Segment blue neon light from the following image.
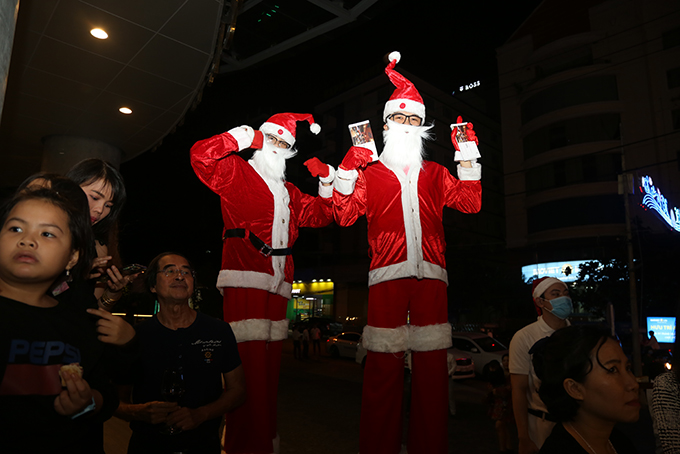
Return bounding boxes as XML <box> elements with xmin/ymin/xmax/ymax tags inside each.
<box><xmin>640</xmin><ymin>176</ymin><xmax>680</xmax><ymax>232</ymax></box>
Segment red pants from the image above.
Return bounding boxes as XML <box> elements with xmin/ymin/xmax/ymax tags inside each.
<box><xmin>361</xmin><ymin>278</ymin><xmax>449</xmax><ymax>454</ymax></box>
<box><xmin>222</xmin><ymin>287</ymin><xmax>287</xmax><ymax>454</ymax></box>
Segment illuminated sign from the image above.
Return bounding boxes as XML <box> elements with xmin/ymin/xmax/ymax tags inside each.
<box><xmin>640</xmin><ymin>175</ymin><xmax>680</xmax><ymax>232</ymax></box>
<box><xmin>521</xmin><ymin>260</ymin><xmax>595</xmax><ymax>283</ymax></box>
<box><xmin>453</xmin><ymin>80</ymin><xmax>481</xmax><ymax>95</ymax></box>
<box><xmin>646</xmin><ymin>317</ymin><xmax>676</xmax><ymax>343</ymax></box>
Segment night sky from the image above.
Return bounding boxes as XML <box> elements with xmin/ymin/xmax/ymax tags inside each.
<box><xmin>117</xmin><ymin>0</ymin><xmax>543</xmax><ymax>275</ymax></box>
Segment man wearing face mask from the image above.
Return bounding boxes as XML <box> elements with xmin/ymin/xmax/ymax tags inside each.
<box><xmin>509</xmin><ymin>276</ymin><xmax>572</xmax><ymax>454</ymax></box>
<box><xmin>190</xmin><ymin>113</ymin><xmax>334</xmax><ymax>454</ymax></box>
<box><xmin>333</xmin><ymin>52</ymin><xmax>482</xmax><ymax>454</ymax></box>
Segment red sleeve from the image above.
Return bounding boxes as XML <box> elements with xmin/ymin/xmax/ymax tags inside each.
<box><xmin>190</xmin><ymin>132</ymin><xmax>240</xmax><ymax>194</ymax></box>
<box><xmin>288</xmin><ymin>184</ymin><xmax>334</xmax><ymax>228</ymax></box>
<box><xmin>333</xmin><ymin>171</ymin><xmax>367</xmax><ymax>227</ymax></box>
<box><xmin>442</xmin><ymin>169</ymin><xmax>482</xmax><ymax>214</ymax></box>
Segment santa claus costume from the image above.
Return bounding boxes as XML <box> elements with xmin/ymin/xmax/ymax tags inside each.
<box><xmin>333</xmin><ymin>52</ymin><xmax>482</xmax><ymax>454</ymax></box>
<box><xmin>191</xmin><ymin>113</ymin><xmax>334</xmax><ymax>453</ymax></box>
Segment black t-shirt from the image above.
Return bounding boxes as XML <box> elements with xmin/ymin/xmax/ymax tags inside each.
<box><xmin>540</xmin><ymin>422</ymin><xmax>639</xmax><ymax>454</ymax></box>
<box><xmin>122</xmin><ymin>311</ymin><xmax>241</xmax><ymax>448</ymax></box>
<box><xmin>0</xmin><ymin>295</ymin><xmax>115</xmax><ymax>454</ymax></box>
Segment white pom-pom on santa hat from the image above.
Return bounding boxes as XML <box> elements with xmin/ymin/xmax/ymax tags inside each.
<box><xmin>388</xmin><ymin>51</ymin><xmax>401</xmax><ymax>64</ymax></box>
<box><xmin>310</xmin><ymin>123</ymin><xmax>321</xmax><ymax>135</ymax></box>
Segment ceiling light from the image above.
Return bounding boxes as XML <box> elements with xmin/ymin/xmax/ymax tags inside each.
<box><xmin>119</xmin><ymin>107</ymin><xmax>132</xmax><ymax>115</ymax></box>
<box><xmin>90</xmin><ymin>28</ymin><xmax>108</xmax><ymax>39</ymax></box>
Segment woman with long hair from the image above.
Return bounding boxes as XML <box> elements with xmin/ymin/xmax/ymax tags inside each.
<box><xmin>66</xmin><ymin>158</ymin><xmax>134</xmax><ymax>310</ymax></box>
<box><xmin>533</xmin><ymin>325</ymin><xmax>640</xmax><ymax>454</ymax></box>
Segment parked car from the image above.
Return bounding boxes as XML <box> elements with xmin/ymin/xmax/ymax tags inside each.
<box><xmin>355</xmin><ymin>340</ymin><xmax>475</xmax><ymax>380</ymax></box>
<box><xmin>327</xmin><ymin>332</ymin><xmax>362</xmax><ymax>358</ymax></box>
<box><xmin>451</xmin><ymin>331</ymin><xmax>508</xmax><ymax>377</ymax></box>
<box><xmin>448</xmin><ymin>351</ymin><xmax>475</xmax><ymax>380</ymax></box>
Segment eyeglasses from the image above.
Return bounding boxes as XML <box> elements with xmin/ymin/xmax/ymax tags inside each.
<box><xmin>388</xmin><ymin>113</ymin><xmax>423</xmax><ymax>126</ymax></box>
<box><xmin>265</xmin><ymin>134</ymin><xmax>291</xmax><ymax>150</ymax></box>
<box><xmin>158</xmin><ymin>267</ymin><xmax>193</xmax><ymax>278</ymax></box>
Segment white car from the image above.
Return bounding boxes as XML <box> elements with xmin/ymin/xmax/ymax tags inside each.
<box><xmin>327</xmin><ymin>332</ymin><xmax>362</xmax><ymax>358</ymax></box>
<box><xmin>451</xmin><ymin>331</ymin><xmax>508</xmax><ymax>377</ymax></box>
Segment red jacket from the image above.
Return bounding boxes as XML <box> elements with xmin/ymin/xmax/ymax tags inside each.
<box><xmin>191</xmin><ymin>130</ymin><xmax>333</xmax><ymax>298</ymax></box>
<box><xmin>334</xmin><ymin>160</ymin><xmax>481</xmax><ymax>286</ymax></box>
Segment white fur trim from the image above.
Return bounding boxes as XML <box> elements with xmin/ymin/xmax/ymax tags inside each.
<box><xmin>319</xmin><ymin>165</ymin><xmax>335</xmax><ymax>185</ymax></box>
<box><xmin>388</xmin><ymin>51</ymin><xmax>401</xmax><ymax>64</ymax></box>
<box><xmin>334</xmin><ymin>167</ymin><xmax>357</xmax><ymax>195</ymax></box>
<box><xmin>310</xmin><ymin>123</ymin><xmax>321</xmax><ymax>135</ymax></box>
<box><xmin>319</xmin><ymin>181</ymin><xmax>333</xmax><ymax>198</ymax></box>
<box><xmin>362</xmin><ymin>325</ymin><xmax>409</xmax><ymax>353</ymax></box>
<box><xmin>532</xmin><ymin>277</ymin><xmax>567</xmax><ymax>298</ymax></box>
<box><xmin>216</xmin><ymin>269</ymin><xmax>292</xmax><ymax>299</ymax></box>
<box><xmin>228</xmin><ymin>125</ymin><xmax>255</xmax><ymax>151</ymax></box>
<box><xmin>368</xmin><ymin>261</ymin><xmax>448</xmax><ymax>287</ymax></box>
<box><xmin>260</xmin><ymin>122</ymin><xmax>295</xmax><ymax>146</ymax></box>
<box><xmin>409</xmin><ymin>323</ymin><xmax>452</xmax><ymax>352</ymax></box>
<box><xmin>383</xmin><ymin>99</ymin><xmax>425</xmax><ymax>123</ymax></box>
<box><xmin>230</xmin><ymin>318</ymin><xmax>271</xmax><ymax>342</ymax></box>
<box><xmin>270</xmin><ymin>319</ymin><xmax>289</xmax><ymax>342</ymax></box>
<box><xmin>456</xmin><ymin>162</ymin><xmax>481</xmax><ymax>181</ymax></box>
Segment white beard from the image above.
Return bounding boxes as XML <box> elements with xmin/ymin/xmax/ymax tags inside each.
<box><xmin>380</xmin><ymin>120</ymin><xmax>434</xmax><ymax>173</ymax></box>
<box><xmin>250</xmin><ymin>142</ymin><xmax>297</xmax><ymax>182</ymax></box>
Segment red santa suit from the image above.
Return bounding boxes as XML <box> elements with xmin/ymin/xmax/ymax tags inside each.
<box><xmin>334</xmin><ymin>52</ymin><xmax>482</xmax><ymax>454</ymax></box>
<box><xmin>191</xmin><ymin>114</ymin><xmax>333</xmax><ymax>454</ymax></box>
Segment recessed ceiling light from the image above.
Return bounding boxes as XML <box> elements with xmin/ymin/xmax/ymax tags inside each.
<box><xmin>90</xmin><ymin>28</ymin><xmax>108</xmax><ymax>39</ymax></box>
<box><xmin>119</xmin><ymin>107</ymin><xmax>132</xmax><ymax>115</ymax></box>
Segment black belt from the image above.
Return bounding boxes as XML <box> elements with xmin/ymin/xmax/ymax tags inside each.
<box><xmin>223</xmin><ymin>228</ymin><xmax>292</xmax><ymax>257</ymax></box>
<box><xmin>527</xmin><ymin>408</ymin><xmax>557</xmax><ymax>422</ymax></box>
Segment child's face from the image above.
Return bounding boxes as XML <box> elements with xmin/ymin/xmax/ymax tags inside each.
<box><xmin>80</xmin><ymin>179</ymin><xmax>114</xmax><ymax>225</ymax></box>
<box><xmin>0</xmin><ymin>199</ymin><xmax>79</xmax><ymax>285</ymax></box>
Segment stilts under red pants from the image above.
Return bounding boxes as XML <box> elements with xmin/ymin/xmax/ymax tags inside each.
<box><xmin>222</xmin><ymin>287</ymin><xmax>287</xmax><ymax>454</ymax></box>
<box><xmin>360</xmin><ymin>278</ymin><xmax>449</xmax><ymax>454</ymax></box>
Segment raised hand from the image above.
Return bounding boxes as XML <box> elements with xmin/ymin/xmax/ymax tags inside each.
<box><xmin>339</xmin><ymin>146</ymin><xmax>373</xmax><ymax>171</ymax></box>
<box><xmin>304</xmin><ymin>158</ymin><xmax>330</xmax><ymax>178</ymax></box>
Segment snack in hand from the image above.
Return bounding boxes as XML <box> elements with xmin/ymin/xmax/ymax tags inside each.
<box><xmin>59</xmin><ymin>363</ymin><xmax>83</xmax><ymax>386</ymax></box>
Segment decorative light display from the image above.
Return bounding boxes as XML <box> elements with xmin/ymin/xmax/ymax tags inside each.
<box><xmin>640</xmin><ymin>175</ymin><xmax>680</xmax><ymax>232</ymax></box>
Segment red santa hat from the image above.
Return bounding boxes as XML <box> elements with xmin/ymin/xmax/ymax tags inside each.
<box><xmin>259</xmin><ymin>112</ymin><xmax>321</xmax><ymax>147</ymax></box>
<box><xmin>383</xmin><ymin>51</ymin><xmax>426</xmax><ymax>123</ymax></box>
<box><xmin>531</xmin><ymin>277</ymin><xmax>567</xmax><ymax>315</ymax></box>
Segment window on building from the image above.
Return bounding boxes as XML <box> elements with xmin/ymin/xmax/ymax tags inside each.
<box><xmin>523</xmin><ymin>113</ymin><xmax>621</xmax><ymax>159</ymax></box>
<box><xmin>668</xmin><ymin>67</ymin><xmax>680</xmax><ymax>89</ymax></box>
<box><xmin>663</xmin><ymin>27</ymin><xmax>680</xmax><ymax>49</ymax></box>
<box><xmin>521</xmin><ymin>76</ymin><xmax>618</xmax><ymax>124</ymax></box>
<box><xmin>527</xmin><ymin>195</ymin><xmax>624</xmax><ymax>234</ymax></box>
<box><xmin>525</xmin><ymin>154</ymin><xmax>621</xmax><ymax>193</ymax></box>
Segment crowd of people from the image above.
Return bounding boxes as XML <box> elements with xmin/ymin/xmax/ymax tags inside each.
<box><xmin>0</xmin><ymin>49</ymin><xmax>677</xmax><ymax>454</ymax></box>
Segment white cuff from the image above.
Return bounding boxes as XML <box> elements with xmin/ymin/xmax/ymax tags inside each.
<box><xmin>270</xmin><ymin>319</ymin><xmax>289</xmax><ymax>342</ymax></box>
<box><xmin>362</xmin><ymin>325</ymin><xmax>409</xmax><ymax>353</ymax></box>
<box><xmin>409</xmin><ymin>323</ymin><xmax>452</xmax><ymax>351</ymax></box>
<box><xmin>318</xmin><ymin>166</ymin><xmax>335</xmax><ymax>198</ymax></box>
<box><xmin>457</xmin><ymin>162</ymin><xmax>481</xmax><ymax>181</ymax></box>
<box><xmin>334</xmin><ymin>167</ymin><xmax>358</xmax><ymax>195</ymax></box>
<box><xmin>230</xmin><ymin>318</ymin><xmax>270</xmax><ymax>343</ymax></box>
<box><xmin>227</xmin><ymin>125</ymin><xmax>254</xmax><ymax>151</ymax></box>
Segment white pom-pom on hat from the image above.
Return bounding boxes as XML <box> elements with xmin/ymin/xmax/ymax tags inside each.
<box><xmin>388</xmin><ymin>51</ymin><xmax>401</xmax><ymax>64</ymax></box>
<box><xmin>310</xmin><ymin>123</ymin><xmax>321</xmax><ymax>135</ymax></box>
